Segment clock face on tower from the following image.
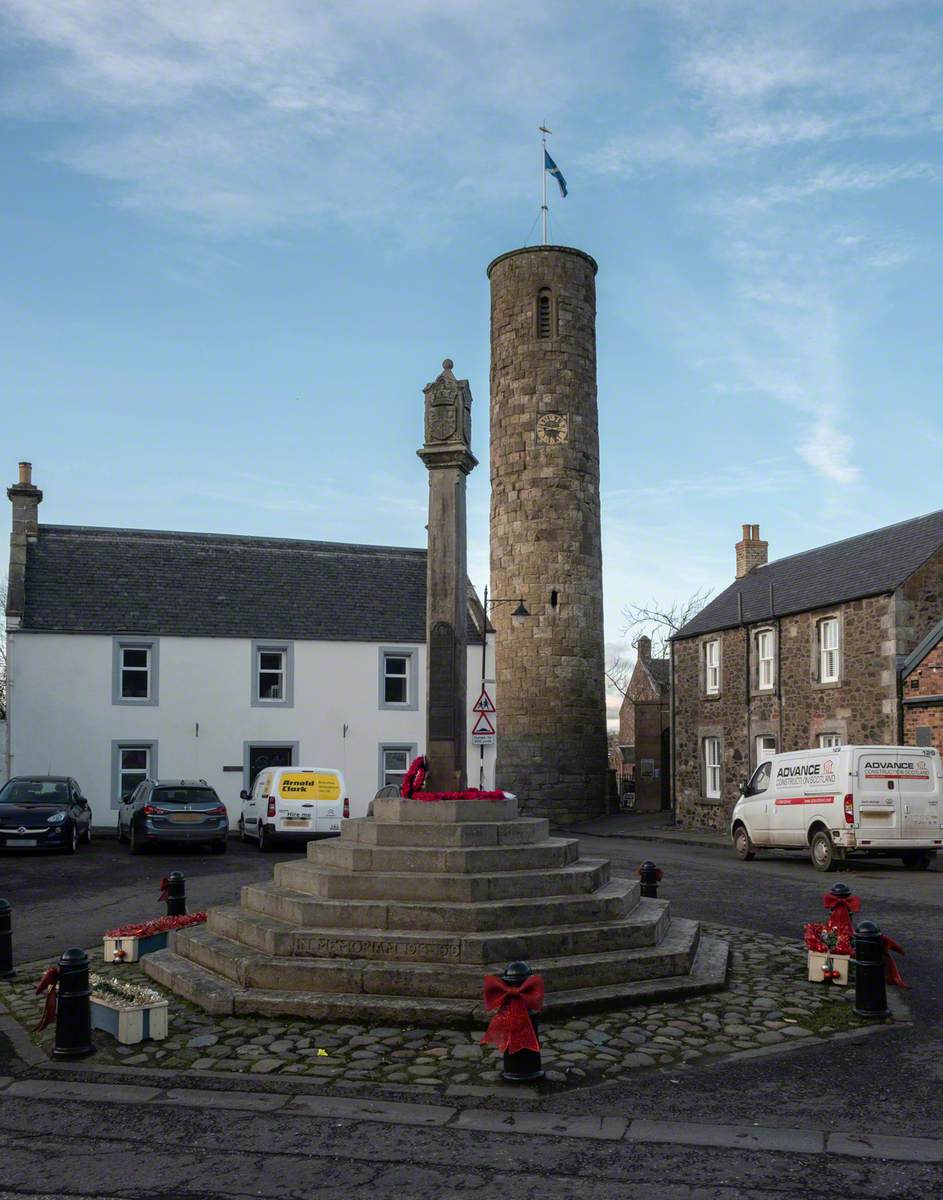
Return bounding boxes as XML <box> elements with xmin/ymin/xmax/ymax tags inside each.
<box><xmin>536</xmin><ymin>413</ymin><xmax>569</xmax><ymax>445</ymax></box>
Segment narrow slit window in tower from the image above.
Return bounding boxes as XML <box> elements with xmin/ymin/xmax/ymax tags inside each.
<box><xmin>537</xmin><ymin>291</ymin><xmax>552</xmax><ymax>339</ymax></box>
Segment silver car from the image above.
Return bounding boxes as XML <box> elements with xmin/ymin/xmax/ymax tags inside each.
<box><xmin>117</xmin><ymin>778</ymin><xmax>229</xmax><ymax>854</ymax></box>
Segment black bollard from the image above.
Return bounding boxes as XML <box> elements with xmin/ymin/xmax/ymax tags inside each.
<box><xmin>0</xmin><ymin>899</ymin><xmax>14</xmax><ymax>979</ymax></box>
<box><xmin>638</xmin><ymin>861</ymin><xmax>662</xmax><ymax>899</ymax></box>
<box><xmin>852</xmin><ymin>921</ymin><xmax>890</xmax><ymax>1020</ymax></box>
<box><xmin>164</xmin><ymin>871</ymin><xmax>187</xmax><ymax>917</ymax></box>
<box><xmin>53</xmin><ymin>948</ymin><xmax>95</xmax><ymax>1059</ymax></box>
<box><xmin>500</xmin><ymin>961</ymin><xmax>545</xmax><ymax>1084</ymax></box>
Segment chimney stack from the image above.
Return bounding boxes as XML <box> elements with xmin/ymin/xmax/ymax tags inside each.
<box><xmin>6</xmin><ymin>461</ymin><xmax>43</xmax><ymax>622</ymax></box>
<box><xmin>636</xmin><ymin>635</ymin><xmax>652</xmax><ymax>662</ymax></box>
<box><xmin>735</xmin><ymin>523</ymin><xmax>768</xmax><ymax>579</ymax></box>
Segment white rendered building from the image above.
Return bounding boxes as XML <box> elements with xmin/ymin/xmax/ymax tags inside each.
<box><xmin>4</xmin><ymin>464</ymin><xmax>495</xmax><ymax>827</ymax></box>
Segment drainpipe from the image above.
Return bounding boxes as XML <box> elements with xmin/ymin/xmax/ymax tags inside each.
<box><xmin>669</xmin><ymin>636</ymin><xmax>677</xmax><ymax>823</ymax></box>
<box><xmin>771</xmin><ymin>583</ymin><xmax>783</xmax><ymax>753</ymax></box>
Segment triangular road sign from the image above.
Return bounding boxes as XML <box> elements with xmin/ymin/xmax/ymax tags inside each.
<box><xmin>473</xmin><ymin>688</ymin><xmax>496</xmax><ymax>713</ymax></box>
<box><xmin>471</xmin><ymin>712</ymin><xmax>496</xmax><ymax>736</ymax></box>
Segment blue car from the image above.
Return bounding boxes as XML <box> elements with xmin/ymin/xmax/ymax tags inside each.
<box><xmin>0</xmin><ymin>776</ymin><xmax>92</xmax><ymax>853</ymax></box>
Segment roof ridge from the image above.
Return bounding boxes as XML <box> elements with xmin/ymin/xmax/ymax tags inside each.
<box><xmin>37</xmin><ymin>524</ymin><xmax>426</xmax><ymax>557</ymax></box>
<box><xmin>756</xmin><ymin>506</ymin><xmax>943</xmax><ymax>572</ymax></box>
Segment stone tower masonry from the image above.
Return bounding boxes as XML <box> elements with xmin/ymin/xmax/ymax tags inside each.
<box><xmin>487</xmin><ymin>245</ymin><xmax>608</xmax><ymax>822</ymax></box>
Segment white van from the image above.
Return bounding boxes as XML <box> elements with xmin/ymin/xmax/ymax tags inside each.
<box><xmin>731</xmin><ymin>745</ymin><xmax>942</xmax><ymax>872</ymax></box>
<box><xmin>239</xmin><ymin>767</ymin><xmax>349</xmax><ymax>851</ymax></box>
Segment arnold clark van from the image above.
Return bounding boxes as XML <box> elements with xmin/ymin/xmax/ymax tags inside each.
<box><xmin>239</xmin><ymin>767</ymin><xmax>349</xmax><ymax>851</ymax></box>
<box><xmin>731</xmin><ymin>746</ymin><xmax>942</xmax><ymax>872</ymax></box>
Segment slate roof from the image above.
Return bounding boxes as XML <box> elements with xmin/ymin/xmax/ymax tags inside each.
<box><xmin>648</xmin><ymin>658</ymin><xmax>670</xmax><ymax>691</ymax></box>
<box><xmin>901</xmin><ymin>617</ymin><xmax>943</xmax><ymax>677</ymax></box>
<box><xmin>675</xmin><ymin>508</ymin><xmax>943</xmax><ymax>640</ymax></box>
<box><xmin>22</xmin><ymin>525</ymin><xmax>484</xmax><ymax>644</ymax></box>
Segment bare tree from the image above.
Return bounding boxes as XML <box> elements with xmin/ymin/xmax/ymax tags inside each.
<box><xmin>620</xmin><ymin>587</ymin><xmax>713</xmax><ymax>662</ymax></box>
<box><xmin>605</xmin><ymin>654</ymin><xmax>632</xmax><ymax>698</ymax></box>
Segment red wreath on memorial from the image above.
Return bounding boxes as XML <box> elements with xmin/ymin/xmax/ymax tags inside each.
<box><xmin>480</xmin><ymin>973</ymin><xmax>544</xmax><ymax>1055</ymax></box>
<box><xmin>400</xmin><ymin>756</ymin><xmax>427</xmax><ymax>798</ymax></box>
<box><xmin>104</xmin><ymin>913</ymin><xmax>207</xmax><ymax>940</ymax></box>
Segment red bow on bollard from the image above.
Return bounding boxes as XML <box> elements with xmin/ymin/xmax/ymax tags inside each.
<box><xmin>881</xmin><ymin>935</ymin><xmax>909</xmax><ymax>989</ymax></box>
<box><xmin>480</xmin><ymin>974</ymin><xmax>544</xmax><ymax>1055</ymax></box>
<box><xmin>822</xmin><ymin>891</ymin><xmax>861</xmax><ymax>942</ymax></box>
<box><xmin>34</xmin><ymin>966</ymin><xmax>59</xmax><ymax>1032</ymax></box>
<box><xmin>158</xmin><ymin>877</ymin><xmax>170</xmax><ymax>903</ymax></box>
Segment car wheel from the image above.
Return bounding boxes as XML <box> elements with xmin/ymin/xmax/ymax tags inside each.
<box><xmin>64</xmin><ymin>823</ymin><xmax>78</xmax><ymax>854</ymax></box>
<box><xmin>810</xmin><ymin>829</ymin><xmax>836</xmax><ymax>872</ymax></box>
<box><xmin>238</xmin><ymin>817</ymin><xmax>247</xmax><ymax>843</ymax></box>
<box><xmin>258</xmin><ymin>821</ymin><xmax>273</xmax><ymax>852</ymax></box>
<box><xmin>212</xmin><ymin>839</ymin><xmax>228</xmax><ymax>855</ymax></box>
<box><xmin>117</xmin><ymin>818</ymin><xmax>127</xmax><ymax>845</ymax></box>
<box><xmin>902</xmin><ymin>850</ymin><xmax>934</xmax><ymax>870</ymax></box>
<box><xmin>129</xmin><ymin>822</ymin><xmax>144</xmax><ymax>855</ymax></box>
<box><xmin>732</xmin><ymin>824</ymin><xmax>755</xmax><ymax>861</ymax></box>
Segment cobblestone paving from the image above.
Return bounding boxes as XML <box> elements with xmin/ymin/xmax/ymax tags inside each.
<box><xmin>0</xmin><ymin>925</ymin><xmax>880</xmax><ymax>1091</ymax></box>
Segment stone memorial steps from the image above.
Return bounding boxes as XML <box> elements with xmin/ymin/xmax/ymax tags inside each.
<box><xmin>272</xmin><ymin>857</ymin><xmax>610</xmax><ymax>903</ymax></box>
<box><xmin>146</xmin><ymin>795</ymin><xmax>730</xmax><ymax>1023</ymax></box>
<box><xmin>143</xmin><ymin>931</ymin><xmax>729</xmax><ymax>1025</ymax></box>
<box><xmin>240</xmin><ymin>877</ymin><xmax>636</xmax><ymax>933</ymax></box>
<box><xmin>206</xmin><ymin>898</ymin><xmax>670</xmax><ymax>963</ymax></box>
<box><xmin>307</xmin><ymin>836</ymin><xmax>580</xmax><ymax>875</ymax></box>
<box><xmin>346</xmin><ymin>815</ymin><xmax>550</xmax><ymax>848</ymax></box>
<box><xmin>173</xmin><ymin>917</ymin><xmax>701</xmax><ymax>999</ymax></box>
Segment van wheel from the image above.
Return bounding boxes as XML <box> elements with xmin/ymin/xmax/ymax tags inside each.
<box><xmin>732</xmin><ymin>824</ymin><xmax>755</xmax><ymax>861</ymax></box>
<box><xmin>258</xmin><ymin>822</ymin><xmax>273</xmax><ymax>852</ymax></box>
<box><xmin>810</xmin><ymin>829</ymin><xmax>837</xmax><ymax>872</ymax></box>
<box><xmin>901</xmin><ymin>850</ymin><xmax>935</xmax><ymax>870</ymax></box>
<box><xmin>238</xmin><ymin>817</ymin><xmax>247</xmax><ymax>843</ymax></box>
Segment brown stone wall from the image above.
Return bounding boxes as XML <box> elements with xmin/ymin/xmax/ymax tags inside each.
<box><xmin>900</xmin><ymin>547</ymin><xmax>943</xmax><ymax>652</ymax></box>
<box><xmin>634</xmin><ymin>700</ymin><xmax>669</xmax><ymax>812</ymax></box>
<box><xmin>674</xmin><ymin>593</ymin><xmax>899</xmax><ymax>831</ymax></box>
<box><xmin>488</xmin><ymin>245</ymin><xmax>608</xmax><ymax>822</ymax></box>
<box><xmin>903</xmin><ymin>639</ymin><xmax>943</xmax><ymax>755</ymax></box>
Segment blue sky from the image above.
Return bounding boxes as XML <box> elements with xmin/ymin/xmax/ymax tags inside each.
<box><xmin>2</xmin><ymin>1</ymin><xmax>941</xmax><ymax>718</ymax></box>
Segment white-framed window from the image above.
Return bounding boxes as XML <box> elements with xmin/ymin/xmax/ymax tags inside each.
<box><xmin>111</xmin><ymin>740</ymin><xmax>158</xmax><ymax>809</ymax></box>
<box><xmin>819</xmin><ymin>732</ymin><xmax>842</xmax><ymax>749</ymax></box>
<box><xmin>704</xmin><ymin>737</ymin><xmax>722</xmax><ymax>799</ymax></box>
<box><xmin>251</xmin><ymin>641</ymin><xmax>294</xmax><ymax>707</ymax></box>
<box><xmin>756</xmin><ymin>734</ymin><xmax>777</xmax><ymax>765</ymax></box>
<box><xmin>705</xmin><ymin>640</ymin><xmax>720</xmax><ymax>695</ymax></box>
<box><xmin>819</xmin><ymin>618</ymin><xmax>840</xmax><ymax>682</ymax></box>
<box><xmin>258</xmin><ymin>650</ymin><xmax>285</xmax><ymax>699</ymax></box>
<box><xmin>756</xmin><ymin>629</ymin><xmax>775</xmax><ymax>691</ymax></box>
<box><xmin>112</xmin><ymin>637</ymin><xmax>159</xmax><ymax>706</ymax></box>
<box><xmin>378</xmin><ymin>648</ymin><xmax>418</xmax><ymax>709</ymax></box>
<box><xmin>379</xmin><ymin>744</ymin><xmax>417</xmax><ymax>790</ymax></box>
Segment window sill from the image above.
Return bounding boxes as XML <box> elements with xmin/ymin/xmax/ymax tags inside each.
<box><xmin>811</xmin><ymin>679</ymin><xmax>842</xmax><ymax>690</ymax></box>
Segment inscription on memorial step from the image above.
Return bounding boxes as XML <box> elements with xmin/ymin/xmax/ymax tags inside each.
<box><xmin>293</xmin><ymin>935</ymin><xmax>461</xmax><ymax>959</ymax></box>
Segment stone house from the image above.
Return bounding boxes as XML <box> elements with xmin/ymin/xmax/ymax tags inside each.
<box><xmin>617</xmin><ymin>636</ymin><xmax>670</xmax><ymax>811</ymax></box>
<box><xmin>672</xmin><ymin>514</ymin><xmax>943</xmax><ymax>830</ymax></box>
<box><xmin>901</xmin><ymin>617</ymin><xmax>943</xmax><ymax>755</ymax></box>
<box><xmin>4</xmin><ymin>463</ymin><xmax>495</xmax><ymax>827</ymax></box>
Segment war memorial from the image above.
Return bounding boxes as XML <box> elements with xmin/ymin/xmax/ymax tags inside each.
<box><xmin>143</xmin><ymin>243</ymin><xmax>730</xmax><ymax>1023</ymax></box>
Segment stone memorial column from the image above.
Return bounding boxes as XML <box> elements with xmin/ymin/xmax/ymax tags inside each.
<box><xmin>417</xmin><ymin>360</ymin><xmax>478</xmax><ymax>793</ymax></box>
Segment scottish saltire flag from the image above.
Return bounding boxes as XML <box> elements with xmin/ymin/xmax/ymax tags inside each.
<box><xmin>544</xmin><ymin>150</ymin><xmax>568</xmax><ymax>197</ymax></box>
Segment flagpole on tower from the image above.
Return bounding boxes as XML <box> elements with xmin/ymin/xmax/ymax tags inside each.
<box><xmin>539</xmin><ymin>124</ymin><xmax>551</xmax><ymax>245</ymax></box>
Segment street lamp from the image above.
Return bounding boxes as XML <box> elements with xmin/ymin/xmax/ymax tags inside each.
<box><xmin>483</xmin><ymin>585</ymin><xmax>530</xmax><ymax>627</ymax></box>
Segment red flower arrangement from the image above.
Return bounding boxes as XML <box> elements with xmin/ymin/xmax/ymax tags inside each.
<box><xmin>104</xmin><ymin>913</ymin><xmax>207</xmax><ymax>939</ymax></box>
<box><xmin>400</xmin><ymin>756</ymin><xmax>509</xmax><ymax>802</ymax></box>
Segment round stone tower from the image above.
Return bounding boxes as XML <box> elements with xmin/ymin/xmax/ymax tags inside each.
<box><xmin>487</xmin><ymin>245</ymin><xmax>608</xmax><ymax>822</ymax></box>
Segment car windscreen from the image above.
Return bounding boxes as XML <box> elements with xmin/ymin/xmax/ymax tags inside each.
<box><xmin>0</xmin><ymin>780</ymin><xmax>69</xmax><ymax>805</ymax></box>
<box><xmin>152</xmin><ymin>787</ymin><xmax>218</xmax><ymax>806</ymax></box>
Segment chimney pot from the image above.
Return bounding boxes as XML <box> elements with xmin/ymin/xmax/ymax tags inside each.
<box><xmin>18</xmin><ymin>461</ymin><xmax>31</xmax><ymax>485</ymax></box>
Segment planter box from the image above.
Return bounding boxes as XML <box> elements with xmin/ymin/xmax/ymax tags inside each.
<box><xmin>103</xmin><ymin>932</ymin><xmax>169</xmax><ymax>964</ymax></box>
<box><xmin>91</xmin><ymin>995</ymin><xmax>169</xmax><ymax>1044</ymax></box>
<box><xmin>807</xmin><ymin>950</ymin><xmax>850</xmax><ymax>985</ymax></box>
